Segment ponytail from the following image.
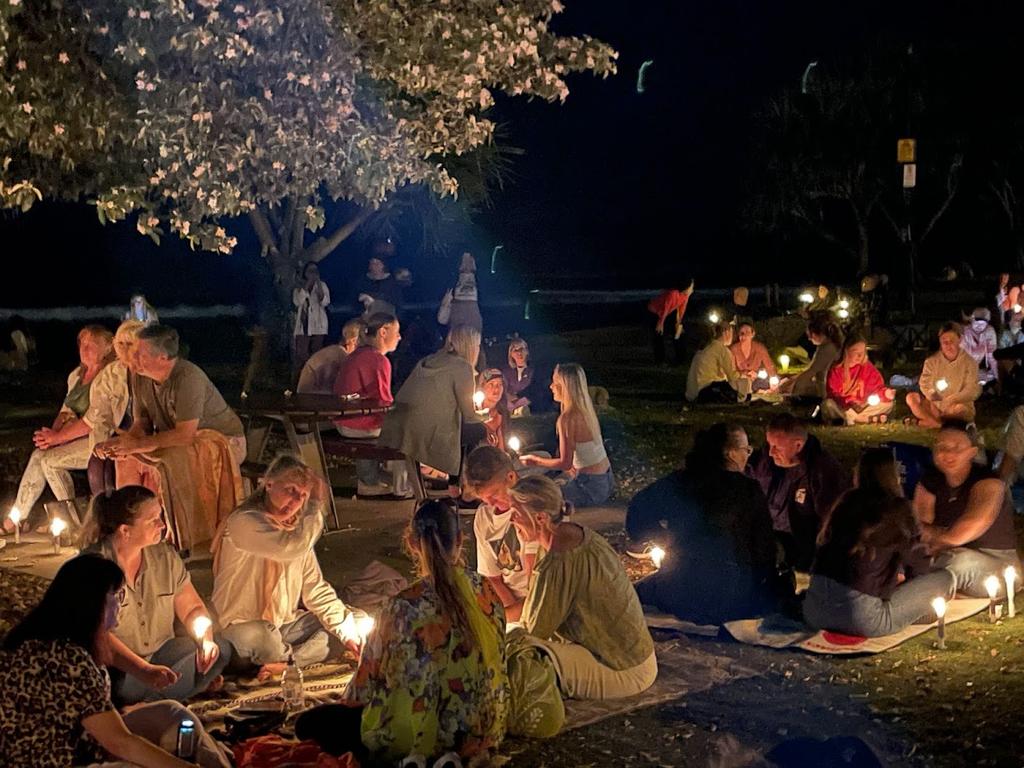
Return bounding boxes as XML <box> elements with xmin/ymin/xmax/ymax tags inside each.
<box><xmin>80</xmin><ymin>486</ymin><xmax>156</xmax><ymax>548</ymax></box>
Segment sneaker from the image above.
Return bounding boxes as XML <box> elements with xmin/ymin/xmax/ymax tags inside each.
<box><xmin>433</xmin><ymin>753</ymin><xmax>462</xmax><ymax>768</ymax></box>
<box><xmin>357</xmin><ymin>481</ymin><xmax>393</xmax><ymax>497</ymax></box>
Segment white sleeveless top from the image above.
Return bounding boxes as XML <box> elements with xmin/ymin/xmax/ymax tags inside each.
<box><xmin>573</xmin><ymin>438</ymin><xmax>608</xmax><ymax>470</ymax></box>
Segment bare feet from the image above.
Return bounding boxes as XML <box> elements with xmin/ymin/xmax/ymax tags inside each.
<box><xmin>256</xmin><ymin>662</ymin><xmax>287</xmax><ymax>682</ymax></box>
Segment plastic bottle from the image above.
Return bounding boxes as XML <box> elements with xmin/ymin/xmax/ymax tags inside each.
<box><xmin>281</xmin><ymin>653</ymin><xmax>304</xmax><ymax>710</ymax></box>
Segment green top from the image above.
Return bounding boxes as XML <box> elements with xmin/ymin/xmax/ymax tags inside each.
<box><xmin>63</xmin><ymin>368</ymin><xmax>92</xmax><ymax>418</ymax></box>
<box><xmin>522</xmin><ymin>525</ymin><xmax>654</xmax><ymax>671</ymax></box>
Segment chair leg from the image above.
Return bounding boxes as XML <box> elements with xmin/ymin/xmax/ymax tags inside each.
<box><xmin>407</xmin><ymin>458</ymin><xmax>425</xmax><ymax>505</ymax></box>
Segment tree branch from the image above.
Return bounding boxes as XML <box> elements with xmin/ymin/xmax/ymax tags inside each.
<box><xmin>291</xmin><ymin>195</ymin><xmax>307</xmax><ymax>257</ymax></box>
<box><xmin>919</xmin><ymin>156</ymin><xmax>962</xmax><ymax>245</ymax></box>
<box><xmin>249</xmin><ymin>208</ymin><xmax>280</xmax><ymax>258</ymax></box>
<box><xmin>301</xmin><ymin>206</ymin><xmax>374</xmax><ymax>263</ymax></box>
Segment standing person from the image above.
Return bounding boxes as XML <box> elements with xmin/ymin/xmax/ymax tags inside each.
<box><xmin>332</xmin><ymin>313</ymin><xmax>404</xmax><ymax>498</ymax></box>
<box><xmin>500</xmin><ymin>338</ymin><xmax>535</xmax><ymax>416</ymax></box>
<box><xmin>960</xmin><ymin>307</ymin><xmax>998</xmax><ymax>384</ymax></box>
<box><xmin>438</xmin><ymin>252</ymin><xmax>484</xmax><ymax>334</ymax></box>
<box><xmin>779</xmin><ymin>312</ymin><xmax>843</xmax><ymax>401</ymax></box>
<box><xmin>905</xmin><ymin>322</ymin><xmax>982</xmax><ymax>428</ymax></box>
<box><xmin>83</xmin><ymin>486</ymin><xmax>231</xmax><ymax>705</ymax></box>
<box><xmin>212</xmin><ymin>455</ymin><xmax>367</xmax><ymax>677</ymax></box>
<box><xmin>513</xmin><ymin>476</ymin><xmax>657</xmax><ymax>700</ymax></box>
<box><xmin>0</xmin><ymin>554</ymin><xmax>229</xmax><ymax>768</ymax></box>
<box><xmin>627</xmin><ymin>424</ymin><xmax>789</xmax><ymax>625</ymax></box>
<box><xmin>730</xmin><ymin>322</ymin><xmax>776</xmax><ymax>389</ymax></box>
<box><xmin>124</xmin><ymin>294</ymin><xmax>159</xmax><ymax>326</ymax></box>
<box><xmin>292</xmin><ymin>261</ymin><xmax>332</xmax><ymax>376</ymax></box>
<box><xmin>747</xmin><ymin>414</ymin><xmax>851</xmax><ymax>571</ymax></box>
<box><xmin>822</xmin><ymin>336</ymin><xmax>895</xmax><ymax>425</ymax></box>
<box><xmin>520</xmin><ymin>363</ymin><xmax>614</xmax><ymax>507</ymax></box>
<box><xmin>804</xmin><ymin>448</ymin><xmax>955</xmax><ymax>637</ymax></box>
<box><xmin>647</xmin><ymin>280</ymin><xmax>694</xmax><ymax>365</ymax></box>
<box><xmin>381</xmin><ymin>325</ymin><xmax>484</xmax><ymax>490</ymax></box>
<box><xmin>297</xmin><ymin>317</ymin><xmax>364</xmax><ymax>395</ymax></box>
<box><xmin>685</xmin><ymin>323</ymin><xmax>747</xmax><ymax>403</ymax></box>
<box><xmin>355</xmin><ymin>257</ymin><xmax>403</xmax><ymax>317</ymax></box>
<box><xmin>914</xmin><ymin>421</ymin><xmax>1021</xmax><ymax>596</ymax></box>
<box><xmin>296</xmin><ymin>500</ymin><xmax>511</xmax><ymax>764</ymax></box>
<box><xmin>6</xmin><ymin>325</ymin><xmax>114</xmax><ymax>532</ymax></box>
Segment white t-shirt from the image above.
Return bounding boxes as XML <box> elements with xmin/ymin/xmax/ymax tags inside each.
<box><xmin>473</xmin><ymin>503</ymin><xmax>538</xmax><ymax>600</ymax></box>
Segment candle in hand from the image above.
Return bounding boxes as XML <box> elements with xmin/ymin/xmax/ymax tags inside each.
<box><xmin>340</xmin><ymin>613</ymin><xmax>376</xmax><ymax>644</ymax></box>
<box><xmin>8</xmin><ymin>507</ymin><xmax>22</xmax><ymax>545</ymax></box>
<box><xmin>935</xmin><ymin>378</ymin><xmax>949</xmax><ymax>393</ymax></box>
<box><xmin>867</xmin><ymin>393</ymin><xmax>881</xmax><ymax>407</ymax></box>
<box><xmin>50</xmin><ymin>517</ymin><xmax>67</xmax><ymax>554</ymax></box>
<box><xmin>707</xmin><ymin>311</ymin><xmax>720</xmax><ymax>324</ymax></box>
<box><xmin>986</xmin><ymin>575</ymin><xmax>1001</xmax><ymax>622</ymax></box>
<box><xmin>757</xmin><ymin>369</ymin><xmax>768</xmax><ymax>380</ymax></box>
<box><xmin>839</xmin><ymin>298</ymin><xmax>850</xmax><ymax>310</ymax></box>
<box><xmin>473</xmin><ymin>391</ymin><xmax>485</xmax><ymax>410</ymax></box>
<box><xmin>932</xmin><ymin>596</ymin><xmax>947</xmax><ymax>649</ymax></box>
<box><xmin>799</xmin><ymin>292</ymin><xmax>814</xmax><ymax>304</ymax></box>
<box><xmin>191</xmin><ymin>615</ymin><xmax>213</xmax><ymax>642</ymax></box>
<box><xmin>769</xmin><ymin>375</ymin><xmax>780</xmax><ymax>388</ymax></box>
<box><xmin>1005</xmin><ymin>566</ymin><xmax>1017</xmax><ymax>618</ymax></box>
<box><xmin>650</xmin><ymin>546</ymin><xmax>666</xmax><ymax>569</ymax></box>
<box><xmin>507</xmin><ymin>435</ymin><xmax>522</xmax><ymax>454</ymax></box>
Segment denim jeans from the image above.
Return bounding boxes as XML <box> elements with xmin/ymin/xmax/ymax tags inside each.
<box><xmin>112</xmin><ymin>635</ymin><xmax>232</xmax><ymax>706</ymax></box>
<box><xmin>933</xmin><ymin>547</ymin><xmax>1022</xmax><ymax>597</ymax></box>
<box><xmin>339</xmin><ymin>425</ymin><xmax>382</xmax><ymax>486</ymax></box>
<box><xmin>223</xmin><ymin>611</ymin><xmax>342</xmax><ymax>669</ymax></box>
<box><xmin>562</xmin><ymin>469</ymin><xmax>614</xmax><ymax>508</ymax></box>
<box><xmin>803</xmin><ymin>571</ymin><xmax>955</xmax><ymax>637</ymax></box>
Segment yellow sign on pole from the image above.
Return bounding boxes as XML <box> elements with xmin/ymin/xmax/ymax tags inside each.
<box><xmin>897</xmin><ymin>138</ymin><xmax>916</xmax><ymax>164</ymax></box>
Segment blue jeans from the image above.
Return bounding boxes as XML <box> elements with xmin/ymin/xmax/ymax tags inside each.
<box><xmin>338</xmin><ymin>425</ymin><xmax>382</xmax><ymax>486</ymax></box>
<box><xmin>223</xmin><ymin>611</ymin><xmax>342</xmax><ymax>669</ymax></box>
<box><xmin>562</xmin><ymin>469</ymin><xmax>614</xmax><ymax>508</ymax></box>
<box><xmin>933</xmin><ymin>547</ymin><xmax>1022</xmax><ymax>597</ymax></box>
<box><xmin>803</xmin><ymin>571</ymin><xmax>955</xmax><ymax>637</ymax></box>
<box><xmin>113</xmin><ymin>635</ymin><xmax>232</xmax><ymax>706</ymax></box>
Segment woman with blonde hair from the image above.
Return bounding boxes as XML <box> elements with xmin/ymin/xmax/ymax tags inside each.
<box><xmin>381</xmin><ymin>325</ymin><xmax>484</xmax><ymax>489</ymax></box>
<box><xmin>520</xmin><ymin>363</ymin><xmax>614</xmax><ymax>507</ymax></box>
<box><xmin>500</xmin><ymin>338</ymin><xmax>535</xmax><ymax>415</ymax></box>
<box><xmin>511</xmin><ymin>475</ymin><xmax>656</xmax><ymax>700</ymax></box>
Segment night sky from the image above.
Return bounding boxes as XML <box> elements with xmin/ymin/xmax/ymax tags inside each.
<box><xmin>0</xmin><ymin>1</ymin><xmax>1019</xmax><ymax>308</ymax></box>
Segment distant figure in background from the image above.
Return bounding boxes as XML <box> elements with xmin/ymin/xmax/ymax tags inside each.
<box><xmin>999</xmin><ymin>314</ymin><xmax>1024</xmax><ymax>349</ymax></box>
<box><xmin>479</xmin><ymin>368</ymin><xmax>511</xmax><ymax>451</ymax></box>
<box><xmin>779</xmin><ymin>312</ymin><xmax>843</xmax><ymax>401</ymax></box>
<box><xmin>124</xmin><ymin>294</ymin><xmax>159</xmax><ymax>326</ymax></box>
<box><xmin>905</xmin><ymin>322</ymin><xmax>981</xmax><ymax>428</ymax></box>
<box><xmin>822</xmin><ymin>336</ymin><xmax>895</xmax><ymax>425</ymax></box>
<box><xmin>960</xmin><ymin>307</ymin><xmax>998</xmax><ymax>384</ymax></box>
<box><xmin>501</xmin><ymin>338</ymin><xmax>535</xmax><ymax>416</ymax></box>
<box><xmin>356</xmin><ymin>257</ymin><xmax>403</xmax><ymax>318</ymax></box>
<box><xmin>647</xmin><ymin>280</ymin><xmax>693</xmax><ymax>365</ymax></box>
<box><xmin>730</xmin><ymin>322</ymin><xmax>775</xmax><ymax>390</ymax></box>
<box><xmin>438</xmin><ymin>251</ymin><xmax>484</xmax><ymax>334</ymax></box>
<box><xmin>685</xmin><ymin>323</ymin><xmax>746</xmax><ymax>403</ymax></box>
<box><xmin>298</xmin><ymin>317</ymin><xmax>363</xmax><ymax>395</ymax></box>
<box><xmin>726</xmin><ymin>286</ymin><xmax>753</xmax><ymax>327</ymax></box>
<box><xmin>292</xmin><ymin>261</ymin><xmax>332</xmax><ymax>375</ymax></box>
<box><xmin>0</xmin><ymin>315</ymin><xmax>35</xmax><ymax>371</ymax></box>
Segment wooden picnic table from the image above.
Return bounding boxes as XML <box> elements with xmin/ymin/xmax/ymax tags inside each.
<box><xmin>239</xmin><ymin>393</ymin><xmax>394</xmax><ymax>529</ymax></box>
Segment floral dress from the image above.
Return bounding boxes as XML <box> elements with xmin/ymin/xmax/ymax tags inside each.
<box><xmin>347</xmin><ymin>569</ymin><xmax>509</xmax><ymax>762</ymax></box>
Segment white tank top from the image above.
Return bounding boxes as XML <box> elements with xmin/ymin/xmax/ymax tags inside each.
<box><xmin>573</xmin><ymin>438</ymin><xmax>607</xmax><ymax>470</ymax></box>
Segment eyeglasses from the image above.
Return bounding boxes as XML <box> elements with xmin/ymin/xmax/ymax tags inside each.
<box><xmin>731</xmin><ymin>445</ymin><xmax>754</xmax><ymax>456</ymax></box>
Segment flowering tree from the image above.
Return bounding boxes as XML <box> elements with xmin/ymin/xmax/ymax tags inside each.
<box><xmin>0</xmin><ymin>0</ymin><xmax>615</xmax><ymax>297</ymax></box>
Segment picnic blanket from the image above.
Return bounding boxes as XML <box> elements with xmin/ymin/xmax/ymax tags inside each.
<box><xmin>723</xmin><ymin>598</ymin><xmax>989</xmax><ymax>655</ymax></box>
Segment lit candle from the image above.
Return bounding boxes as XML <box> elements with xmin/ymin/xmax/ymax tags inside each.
<box><xmin>931</xmin><ymin>596</ymin><xmax>947</xmax><ymax>649</ymax></box>
<box><xmin>9</xmin><ymin>507</ymin><xmax>22</xmax><ymax>545</ymax></box>
<box><xmin>799</xmin><ymin>292</ymin><xmax>814</xmax><ymax>304</ymax></box>
<box><xmin>1014</xmin><ymin>304</ymin><xmax>1022</xmax><ymax>314</ymax></box>
<box><xmin>867</xmin><ymin>393</ymin><xmax>881</xmax><ymax>407</ymax></box>
<box><xmin>839</xmin><ymin>298</ymin><xmax>850</xmax><ymax>310</ymax></box>
<box><xmin>191</xmin><ymin>615</ymin><xmax>213</xmax><ymax>643</ymax></box>
<box><xmin>507</xmin><ymin>435</ymin><xmax>522</xmax><ymax>454</ymax></box>
<box><xmin>757</xmin><ymin>368</ymin><xmax>768</xmax><ymax>380</ymax></box>
<box><xmin>837</xmin><ymin>308</ymin><xmax>850</xmax><ymax>319</ymax></box>
<box><xmin>778</xmin><ymin>354</ymin><xmax>790</xmax><ymax>373</ymax></box>
<box><xmin>340</xmin><ymin>613</ymin><xmax>376</xmax><ymax>644</ymax></box>
<box><xmin>355</xmin><ymin>615</ymin><xmax>375</xmax><ymax>640</ymax></box>
<box><xmin>769</xmin><ymin>375</ymin><xmax>780</xmax><ymax>388</ymax></box>
<box><xmin>707</xmin><ymin>311</ymin><xmax>720</xmax><ymax>324</ymax></box>
<box><xmin>935</xmin><ymin>378</ymin><xmax>949</xmax><ymax>393</ymax></box>
<box><xmin>473</xmin><ymin>390</ymin><xmax>485</xmax><ymax>410</ymax></box>
<box><xmin>50</xmin><ymin>517</ymin><xmax>67</xmax><ymax>554</ymax></box>
<box><xmin>1005</xmin><ymin>566</ymin><xmax>1017</xmax><ymax>618</ymax></box>
<box><xmin>985</xmin><ymin>575</ymin><xmax>1001</xmax><ymax>622</ymax></box>
<box><xmin>650</xmin><ymin>546</ymin><xmax>666</xmax><ymax>569</ymax></box>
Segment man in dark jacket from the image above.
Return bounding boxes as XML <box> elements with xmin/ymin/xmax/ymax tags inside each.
<box><xmin>747</xmin><ymin>414</ymin><xmax>850</xmax><ymax>570</ymax></box>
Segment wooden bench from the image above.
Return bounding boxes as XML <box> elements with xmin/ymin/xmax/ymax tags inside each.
<box><xmin>320</xmin><ymin>434</ymin><xmax>428</xmax><ymax>504</ymax></box>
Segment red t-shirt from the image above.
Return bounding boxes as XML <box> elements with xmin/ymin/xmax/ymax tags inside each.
<box><xmin>333</xmin><ymin>345</ymin><xmax>392</xmax><ymax>431</ymax></box>
<box><xmin>648</xmin><ymin>289</ymin><xmax>690</xmax><ymax>326</ymax></box>
<box><xmin>825</xmin><ymin>361</ymin><xmax>886</xmax><ymax>410</ymax></box>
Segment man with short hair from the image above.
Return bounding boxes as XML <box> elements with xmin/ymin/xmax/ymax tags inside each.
<box><xmin>906</xmin><ymin>322</ymin><xmax>982</xmax><ymax>428</ymax></box>
<box><xmin>915</xmin><ymin>421</ymin><xmax>1021</xmax><ymax>596</ymax></box>
<box><xmin>98</xmin><ymin>325</ymin><xmax>244</xmax><ymax>549</ymax></box>
<box><xmin>297</xmin><ymin>318</ymin><xmax>363</xmax><ymax>395</ymax></box>
<box><xmin>747</xmin><ymin>414</ymin><xmax>850</xmax><ymax>570</ymax></box>
<box><xmin>465</xmin><ymin>445</ymin><xmax>534</xmax><ymax>621</ymax></box>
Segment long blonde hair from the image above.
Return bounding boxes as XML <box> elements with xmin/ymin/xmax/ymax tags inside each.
<box><xmin>510</xmin><ymin>475</ymin><xmax>569</xmax><ymax>523</ymax></box>
<box><xmin>445</xmin><ymin>325</ymin><xmax>481</xmax><ymax>370</ymax></box>
<box><xmin>554</xmin><ymin>363</ymin><xmax>602</xmax><ymax>443</ymax></box>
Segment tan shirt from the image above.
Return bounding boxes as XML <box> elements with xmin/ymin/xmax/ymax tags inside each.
<box><xmin>133</xmin><ymin>358</ymin><xmax>242</xmax><ymax>437</ymax></box>
<box><xmin>522</xmin><ymin>526</ymin><xmax>654</xmax><ymax>671</ymax></box>
<box><xmin>212</xmin><ymin>503</ymin><xmax>352</xmax><ymax>637</ymax></box>
<box><xmin>919</xmin><ymin>349</ymin><xmax>981</xmax><ymax>418</ymax></box>
<box><xmin>685</xmin><ymin>339</ymin><xmax>739</xmax><ymax>402</ymax></box>
<box><xmin>90</xmin><ymin>539</ymin><xmax>189</xmax><ymax>657</ymax></box>
<box><xmin>297</xmin><ymin>344</ymin><xmax>349</xmax><ymax>395</ymax></box>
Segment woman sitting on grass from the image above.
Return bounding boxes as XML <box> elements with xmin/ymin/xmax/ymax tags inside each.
<box><xmin>905</xmin><ymin>322</ymin><xmax>982</xmax><ymax>428</ymax></box>
<box><xmin>803</xmin><ymin>448</ymin><xmax>954</xmax><ymax>637</ymax></box>
<box><xmin>822</xmin><ymin>335</ymin><xmax>895</xmax><ymax>425</ymax></box>
<box><xmin>512</xmin><ymin>476</ymin><xmax>657</xmax><ymax>700</ymax></box>
<box><xmin>779</xmin><ymin>312</ymin><xmax>843</xmax><ymax>401</ymax></box>
<box><xmin>520</xmin><ymin>363</ymin><xmax>614</xmax><ymax>507</ymax></box>
<box><xmin>0</xmin><ymin>554</ymin><xmax>229</xmax><ymax>767</ymax></box>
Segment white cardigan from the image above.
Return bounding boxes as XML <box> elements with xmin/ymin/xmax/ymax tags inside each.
<box><xmin>292</xmin><ymin>280</ymin><xmax>331</xmax><ymax>336</ymax></box>
<box><xmin>83</xmin><ymin>361</ymin><xmax>130</xmax><ymax>451</ymax></box>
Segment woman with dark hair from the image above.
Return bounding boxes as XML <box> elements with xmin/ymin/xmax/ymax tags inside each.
<box><xmin>627</xmin><ymin>424</ymin><xmax>788</xmax><ymax>625</ymax></box>
<box><xmin>0</xmin><ymin>554</ymin><xmax>228</xmax><ymax>767</ymax></box>
<box><xmin>297</xmin><ymin>499</ymin><xmax>510</xmax><ymax>763</ymax></box>
<box><xmin>780</xmin><ymin>312</ymin><xmax>843</xmax><ymax>400</ymax></box>
<box><xmin>803</xmin><ymin>448</ymin><xmax>955</xmax><ymax>637</ymax></box>
<box><xmin>292</xmin><ymin>261</ymin><xmax>332</xmax><ymax>375</ymax></box>
<box><xmin>823</xmin><ymin>335</ymin><xmax>895</xmax><ymax>425</ymax></box>
<box><xmin>83</xmin><ymin>486</ymin><xmax>231</xmax><ymax>705</ymax></box>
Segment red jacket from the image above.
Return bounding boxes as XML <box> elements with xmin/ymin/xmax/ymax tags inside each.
<box><xmin>826</xmin><ymin>361</ymin><xmax>887</xmax><ymax>410</ymax></box>
<box><xmin>333</xmin><ymin>345</ymin><xmax>392</xmax><ymax>431</ymax></box>
<box><xmin>648</xmin><ymin>289</ymin><xmax>691</xmax><ymax>326</ymax></box>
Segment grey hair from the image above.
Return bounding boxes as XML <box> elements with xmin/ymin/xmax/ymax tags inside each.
<box><xmin>138</xmin><ymin>325</ymin><xmax>180</xmax><ymax>358</ymax></box>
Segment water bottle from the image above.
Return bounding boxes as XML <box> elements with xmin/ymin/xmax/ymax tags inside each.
<box><xmin>176</xmin><ymin>718</ymin><xmax>197</xmax><ymax>760</ymax></box>
<box><xmin>281</xmin><ymin>653</ymin><xmax>304</xmax><ymax>710</ymax></box>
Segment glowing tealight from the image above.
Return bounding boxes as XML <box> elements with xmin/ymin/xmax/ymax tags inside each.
<box><xmin>839</xmin><ymin>298</ymin><xmax>850</xmax><ymax>310</ymax></box>
<box><xmin>473</xmin><ymin>390</ymin><xmax>485</xmax><ymax>409</ymax></box>
<box><xmin>650</xmin><ymin>546</ymin><xmax>666</xmax><ymax>569</ymax></box>
<box><xmin>757</xmin><ymin>369</ymin><xmax>768</xmax><ymax>380</ymax></box>
<box><xmin>798</xmin><ymin>292</ymin><xmax>814</xmax><ymax>304</ymax></box>
<box><xmin>708</xmin><ymin>311</ymin><xmax>720</xmax><ymax>324</ymax></box>
<box><xmin>867</xmin><ymin>394</ymin><xmax>881</xmax><ymax>407</ymax></box>
<box><xmin>1015</xmin><ymin>304</ymin><xmax>1022</xmax><ymax>314</ymax></box>
<box><xmin>837</xmin><ymin>308</ymin><xmax>850</xmax><ymax>319</ymax></box>
<box><xmin>769</xmin><ymin>375</ymin><xmax>780</xmax><ymax>388</ymax></box>
<box><xmin>935</xmin><ymin>378</ymin><xmax>949</xmax><ymax>393</ymax></box>
<box><xmin>8</xmin><ymin>507</ymin><xmax>22</xmax><ymax>545</ymax></box>
<box><xmin>778</xmin><ymin>354</ymin><xmax>790</xmax><ymax>373</ymax></box>
<box><xmin>507</xmin><ymin>435</ymin><xmax>522</xmax><ymax>453</ymax></box>
<box><xmin>191</xmin><ymin>615</ymin><xmax>213</xmax><ymax>641</ymax></box>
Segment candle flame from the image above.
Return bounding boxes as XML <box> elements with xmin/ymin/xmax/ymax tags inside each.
<box><xmin>355</xmin><ymin>615</ymin><xmax>375</xmax><ymax>639</ymax></box>
<box><xmin>1015</xmin><ymin>304</ymin><xmax>1022</xmax><ymax>314</ymax></box>
<box><xmin>839</xmin><ymin>299</ymin><xmax>850</xmax><ymax>310</ymax></box>
<box><xmin>9</xmin><ymin>507</ymin><xmax>22</xmax><ymax>525</ymax></box>
<box><xmin>769</xmin><ymin>375</ymin><xmax>780</xmax><ymax>388</ymax></box>
<box><xmin>473</xmin><ymin>390</ymin><xmax>485</xmax><ymax>409</ymax></box>
<box><xmin>191</xmin><ymin>615</ymin><xmax>213</xmax><ymax>640</ymax></box>
<box><xmin>507</xmin><ymin>435</ymin><xmax>522</xmax><ymax>453</ymax></box>
<box><xmin>985</xmin><ymin>575</ymin><xmax>1001</xmax><ymax>599</ymax></box>
<box><xmin>799</xmin><ymin>292</ymin><xmax>814</xmax><ymax>304</ymax></box>
<box><xmin>931</xmin><ymin>596</ymin><xmax>947</xmax><ymax>619</ymax></box>
<box><xmin>936</xmin><ymin>378</ymin><xmax>949</xmax><ymax>392</ymax></box>
<box><xmin>50</xmin><ymin>517</ymin><xmax>67</xmax><ymax>537</ymax></box>
<box><xmin>778</xmin><ymin>354</ymin><xmax>790</xmax><ymax>371</ymax></box>
<box><xmin>708</xmin><ymin>311</ymin><xmax>720</xmax><ymax>324</ymax></box>
<box><xmin>341</xmin><ymin>613</ymin><xmax>376</xmax><ymax>643</ymax></box>
<box><xmin>867</xmin><ymin>394</ymin><xmax>881</xmax><ymax>407</ymax></box>
<box><xmin>757</xmin><ymin>369</ymin><xmax>768</xmax><ymax>380</ymax></box>
<box><xmin>650</xmin><ymin>546</ymin><xmax>666</xmax><ymax>569</ymax></box>
<box><xmin>837</xmin><ymin>308</ymin><xmax>850</xmax><ymax>319</ymax></box>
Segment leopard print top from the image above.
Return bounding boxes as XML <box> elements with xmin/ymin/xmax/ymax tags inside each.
<box><xmin>0</xmin><ymin>638</ymin><xmax>112</xmax><ymax>767</ymax></box>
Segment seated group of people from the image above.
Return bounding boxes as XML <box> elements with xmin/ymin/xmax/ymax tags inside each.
<box><xmin>1</xmin><ymin>442</ymin><xmax>654</xmax><ymax>766</ymax></box>
<box><xmin>628</xmin><ymin>414</ymin><xmax>1021</xmax><ymax>640</ymax></box>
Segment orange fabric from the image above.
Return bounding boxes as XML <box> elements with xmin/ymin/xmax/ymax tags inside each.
<box><xmin>647</xmin><ymin>289</ymin><xmax>690</xmax><ymax>325</ymax></box>
<box><xmin>234</xmin><ymin>735</ymin><xmax>359</xmax><ymax>767</ymax></box>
